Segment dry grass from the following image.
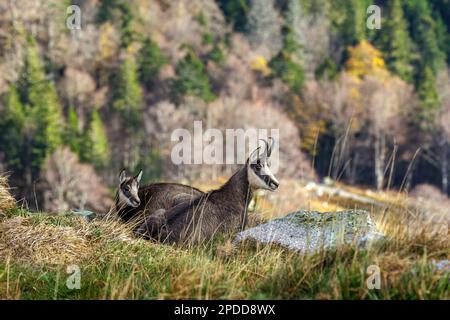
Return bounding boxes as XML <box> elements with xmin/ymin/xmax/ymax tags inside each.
<box><xmin>0</xmin><ymin>216</ymin><xmax>90</xmax><ymax>265</ymax></box>
<box><xmin>0</xmin><ymin>175</ymin><xmax>15</xmax><ymax>215</ymax></box>
<box><xmin>0</xmin><ymin>207</ymin><xmax>139</xmax><ymax>266</ymax></box>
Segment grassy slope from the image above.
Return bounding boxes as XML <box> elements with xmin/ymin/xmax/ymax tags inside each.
<box><xmin>0</xmin><ymin>181</ymin><xmax>449</xmax><ymax>300</ymax></box>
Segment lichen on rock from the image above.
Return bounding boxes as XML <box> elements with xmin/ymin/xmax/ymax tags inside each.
<box><xmin>233</xmin><ymin>210</ymin><xmax>385</xmax><ymax>254</ymax></box>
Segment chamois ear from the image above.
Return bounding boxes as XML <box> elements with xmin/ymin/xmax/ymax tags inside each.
<box><xmin>119</xmin><ymin>169</ymin><xmax>127</xmax><ymax>183</ymax></box>
<box><xmin>135</xmin><ymin>170</ymin><xmax>143</xmax><ymax>183</ymax></box>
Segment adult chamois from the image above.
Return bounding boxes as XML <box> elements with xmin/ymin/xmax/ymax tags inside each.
<box><xmin>112</xmin><ymin>169</ymin><xmax>203</xmax><ymax>227</ymax></box>
<box><xmin>135</xmin><ymin>138</ymin><xmax>279</xmax><ymax>245</ymax></box>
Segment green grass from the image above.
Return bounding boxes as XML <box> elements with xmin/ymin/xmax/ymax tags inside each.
<box><xmin>0</xmin><ymin>208</ymin><xmax>448</xmax><ymax>300</ymax></box>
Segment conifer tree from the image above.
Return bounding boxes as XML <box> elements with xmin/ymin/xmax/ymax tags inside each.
<box><xmin>378</xmin><ymin>0</ymin><xmax>413</xmax><ymax>81</ymax></box>
<box><xmin>330</xmin><ymin>0</ymin><xmax>369</xmax><ymax>49</ymax></box>
<box><xmin>17</xmin><ymin>36</ymin><xmax>63</xmax><ymax>178</ymax></box>
<box><xmin>81</xmin><ymin>110</ymin><xmax>110</xmax><ymax>169</ymax></box>
<box><xmin>112</xmin><ymin>55</ymin><xmax>143</xmax><ymax>127</ymax></box>
<box><xmin>172</xmin><ymin>49</ymin><xmax>215</xmax><ymax>103</ymax></box>
<box><xmin>0</xmin><ymin>87</ymin><xmax>25</xmax><ymax>172</ymax></box>
<box><xmin>97</xmin><ymin>0</ymin><xmax>136</xmax><ymax>48</ymax></box>
<box><xmin>417</xmin><ymin>65</ymin><xmax>440</xmax><ymax>124</ymax></box>
<box><xmin>269</xmin><ymin>26</ymin><xmax>305</xmax><ymax>91</ymax></box>
<box><xmin>217</xmin><ymin>0</ymin><xmax>249</xmax><ymax>32</ymax></box>
<box><xmin>404</xmin><ymin>0</ymin><xmax>445</xmax><ymax>74</ymax></box>
<box><xmin>64</xmin><ymin>106</ymin><xmax>81</xmax><ymax>156</ymax></box>
<box><xmin>138</xmin><ymin>38</ymin><xmax>167</xmax><ymax>89</ymax></box>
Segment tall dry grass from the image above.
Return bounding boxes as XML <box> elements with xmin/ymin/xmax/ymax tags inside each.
<box><xmin>0</xmin><ymin>175</ymin><xmax>15</xmax><ymax>215</ymax></box>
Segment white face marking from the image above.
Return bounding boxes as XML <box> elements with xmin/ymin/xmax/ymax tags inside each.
<box><xmin>119</xmin><ymin>180</ymin><xmax>140</xmax><ymax>208</ymax></box>
<box><xmin>247</xmin><ymin>162</ymin><xmax>279</xmax><ymax>191</ymax></box>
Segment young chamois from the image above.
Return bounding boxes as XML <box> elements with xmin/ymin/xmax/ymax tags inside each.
<box><xmin>112</xmin><ymin>169</ymin><xmax>203</xmax><ymax>227</ymax></box>
<box><xmin>135</xmin><ymin>138</ymin><xmax>279</xmax><ymax>245</ymax></box>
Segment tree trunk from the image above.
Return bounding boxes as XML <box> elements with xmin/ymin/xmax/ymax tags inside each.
<box><xmin>374</xmin><ymin>132</ymin><xmax>385</xmax><ymax>190</ymax></box>
<box><xmin>441</xmin><ymin>144</ymin><xmax>448</xmax><ymax>194</ymax></box>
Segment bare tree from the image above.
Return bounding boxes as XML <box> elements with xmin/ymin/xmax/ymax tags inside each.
<box><xmin>361</xmin><ymin>76</ymin><xmax>413</xmax><ymax>190</ymax></box>
<box><xmin>286</xmin><ymin>0</ymin><xmax>330</xmax><ymax>76</ymax></box>
<box><xmin>41</xmin><ymin>147</ymin><xmax>112</xmax><ymax>213</ymax></box>
<box><xmin>246</xmin><ymin>0</ymin><xmax>283</xmax><ymax>60</ymax></box>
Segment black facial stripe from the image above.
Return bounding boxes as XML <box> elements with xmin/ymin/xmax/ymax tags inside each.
<box><xmin>253</xmin><ymin>168</ymin><xmax>272</xmax><ymax>185</ymax></box>
<box><xmin>120</xmin><ymin>179</ymin><xmax>134</xmax><ymax>195</ymax></box>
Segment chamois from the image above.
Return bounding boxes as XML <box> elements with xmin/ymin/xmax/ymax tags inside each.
<box><xmin>112</xmin><ymin>169</ymin><xmax>203</xmax><ymax>226</ymax></box>
<box><xmin>136</xmin><ymin>138</ymin><xmax>279</xmax><ymax>245</ymax></box>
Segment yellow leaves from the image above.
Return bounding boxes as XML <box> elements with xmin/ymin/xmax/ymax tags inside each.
<box><xmin>98</xmin><ymin>22</ymin><xmax>120</xmax><ymax>63</ymax></box>
<box><xmin>250</xmin><ymin>56</ymin><xmax>271</xmax><ymax>77</ymax></box>
<box><xmin>346</xmin><ymin>40</ymin><xmax>388</xmax><ymax>80</ymax></box>
<box><xmin>350</xmin><ymin>87</ymin><xmax>360</xmax><ymax>100</ymax></box>
<box><xmin>126</xmin><ymin>42</ymin><xmax>140</xmax><ymax>55</ymax></box>
<box><xmin>302</xmin><ymin>120</ymin><xmax>326</xmax><ymax>156</ymax></box>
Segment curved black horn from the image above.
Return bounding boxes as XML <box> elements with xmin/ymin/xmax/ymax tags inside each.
<box><xmin>249</xmin><ymin>146</ymin><xmax>262</xmax><ymax>163</ymax></box>
<box><xmin>267</xmin><ymin>137</ymin><xmax>275</xmax><ymax>157</ymax></box>
<box><xmin>259</xmin><ymin>139</ymin><xmax>269</xmax><ymax>159</ymax></box>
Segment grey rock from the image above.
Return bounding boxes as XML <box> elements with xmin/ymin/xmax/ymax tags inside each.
<box><xmin>233</xmin><ymin>210</ymin><xmax>385</xmax><ymax>253</ymax></box>
<box><xmin>70</xmin><ymin>209</ymin><xmax>98</xmax><ymax>222</ymax></box>
<box><xmin>433</xmin><ymin>259</ymin><xmax>450</xmax><ymax>272</ymax></box>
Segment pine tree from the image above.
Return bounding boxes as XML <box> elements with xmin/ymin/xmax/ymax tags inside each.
<box><xmin>64</xmin><ymin>106</ymin><xmax>81</xmax><ymax>155</ymax></box>
<box><xmin>217</xmin><ymin>0</ymin><xmax>249</xmax><ymax>32</ymax></box>
<box><xmin>269</xmin><ymin>26</ymin><xmax>305</xmax><ymax>92</ymax></box>
<box><xmin>133</xmin><ymin>148</ymin><xmax>163</xmax><ymax>183</ymax></box>
<box><xmin>172</xmin><ymin>49</ymin><xmax>215</xmax><ymax>103</ymax></box>
<box><xmin>404</xmin><ymin>0</ymin><xmax>445</xmax><ymax>75</ymax></box>
<box><xmin>417</xmin><ymin>65</ymin><xmax>440</xmax><ymax>124</ymax></box>
<box><xmin>17</xmin><ymin>36</ymin><xmax>63</xmax><ymax>178</ymax></box>
<box><xmin>81</xmin><ymin>110</ymin><xmax>110</xmax><ymax>169</ymax></box>
<box><xmin>138</xmin><ymin>38</ymin><xmax>167</xmax><ymax>88</ymax></box>
<box><xmin>97</xmin><ymin>0</ymin><xmax>136</xmax><ymax>48</ymax></box>
<box><xmin>378</xmin><ymin>0</ymin><xmax>413</xmax><ymax>81</ymax></box>
<box><xmin>330</xmin><ymin>0</ymin><xmax>369</xmax><ymax>49</ymax></box>
<box><xmin>433</xmin><ymin>12</ymin><xmax>450</xmax><ymax>65</ymax></box>
<box><xmin>0</xmin><ymin>87</ymin><xmax>26</xmax><ymax>172</ymax></box>
<box><xmin>118</xmin><ymin>2</ymin><xmax>135</xmax><ymax>48</ymax></box>
<box><xmin>97</xmin><ymin>0</ymin><xmax>117</xmax><ymax>23</ymax></box>
<box><xmin>429</xmin><ymin>0</ymin><xmax>450</xmax><ymax>63</ymax></box>
<box><xmin>112</xmin><ymin>55</ymin><xmax>143</xmax><ymax>127</ymax></box>
<box><xmin>403</xmin><ymin>1</ymin><xmax>445</xmax><ymax>127</ymax></box>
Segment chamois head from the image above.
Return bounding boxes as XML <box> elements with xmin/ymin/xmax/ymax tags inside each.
<box><xmin>246</xmin><ymin>138</ymin><xmax>279</xmax><ymax>191</ymax></box>
<box><xmin>118</xmin><ymin>169</ymin><xmax>143</xmax><ymax>208</ymax></box>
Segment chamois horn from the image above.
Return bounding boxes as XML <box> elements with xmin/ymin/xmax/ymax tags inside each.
<box><xmin>249</xmin><ymin>146</ymin><xmax>262</xmax><ymax>163</ymax></box>
<box><xmin>267</xmin><ymin>137</ymin><xmax>275</xmax><ymax>157</ymax></box>
<box><xmin>258</xmin><ymin>139</ymin><xmax>270</xmax><ymax>159</ymax></box>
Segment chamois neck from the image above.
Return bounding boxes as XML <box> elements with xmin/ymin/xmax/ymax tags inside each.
<box><xmin>216</xmin><ymin>165</ymin><xmax>252</xmax><ymax>207</ymax></box>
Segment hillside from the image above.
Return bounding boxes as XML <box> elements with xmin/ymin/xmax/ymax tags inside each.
<box><xmin>0</xmin><ymin>0</ymin><xmax>449</xmax><ymax>211</ymax></box>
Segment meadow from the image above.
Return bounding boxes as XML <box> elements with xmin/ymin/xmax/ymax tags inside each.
<box><xmin>0</xmin><ymin>176</ymin><xmax>448</xmax><ymax>300</ymax></box>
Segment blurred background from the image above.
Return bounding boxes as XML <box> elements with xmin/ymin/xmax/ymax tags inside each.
<box><xmin>0</xmin><ymin>0</ymin><xmax>449</xmax><ymax>215</ymax></box>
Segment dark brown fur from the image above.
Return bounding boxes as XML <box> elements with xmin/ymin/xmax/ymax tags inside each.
<box><xmin>136</xmin><ymin>166</ymin><xmax>252</xmax><ymax>244</ymax></box>
<box><xmin>115</xmin><ymin>182</ymin><xmax>204</xmax><ymax>227</ymax></box>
